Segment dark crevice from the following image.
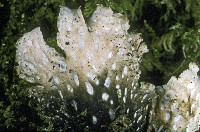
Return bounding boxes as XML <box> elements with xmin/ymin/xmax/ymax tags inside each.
<box><xmin>0</xmin><ymin>0</ymin><xmax>10</xmax><ymax>41</ymax></box>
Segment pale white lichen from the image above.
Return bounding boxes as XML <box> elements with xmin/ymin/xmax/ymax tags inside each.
<box><xmin>16</xmin><ymin>5</ymin><xmax>148</xmax><ymax>95</ymax></box>
<box><xmin>15</xmin><ymin>5</ymin><xmax>200</xmax><ymax>131</ymax></box>
<box><xmin>156</xmin><ymin>62</ymin><xmax>200</xmax><ymax>131</ymax></box>
<box><xmin>16</xmin><ymin>5</ymin><xmax>148</xmax><ymax>130</ymax></box>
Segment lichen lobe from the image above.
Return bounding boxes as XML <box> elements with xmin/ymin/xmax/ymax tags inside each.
<box><xmin>16</xmin><ymin>5</ymin><xmax>149</xmax><ymax>131</ymax></box>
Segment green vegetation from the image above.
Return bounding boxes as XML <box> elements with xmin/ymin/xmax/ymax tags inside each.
<box><xmin>0</xmin><ymin>0</ymin><xmax>199</xmax><ymax>130</ymax></box>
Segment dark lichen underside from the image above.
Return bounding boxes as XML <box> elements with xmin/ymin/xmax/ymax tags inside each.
<box><xmin>29</xmin><ymin>70</ymin><xmax>155</xmax><ymax>131</ymax></box>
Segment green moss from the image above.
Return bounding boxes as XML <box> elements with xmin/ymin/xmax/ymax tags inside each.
<box><xmin>77</xmin><ymin>109</ymin><xmax>87</xmax><ymax>117</ymax></box>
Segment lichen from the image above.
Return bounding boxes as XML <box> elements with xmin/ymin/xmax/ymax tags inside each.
<box><xmin>155</xmin><ymin>62</ymin><xmax>200</xmax><ymax>131</ymax></box>
<box><xmin>15</xmin><ymin>5</ymin><xmax>200</xmax><ymax>131</ymax></box>
<box><xmin>1</xmin><ymin>0</ymin><xmax>199</xmax><ymax>131</ymax></box>
<box><xmin>15</xmin><ymin>5</ymin><xmax>149</xmax><ymax>131</ymax></box>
